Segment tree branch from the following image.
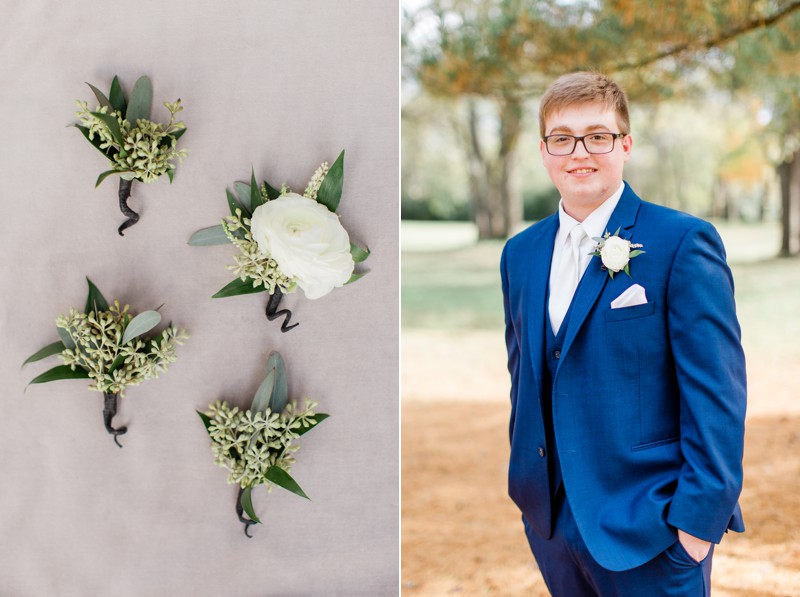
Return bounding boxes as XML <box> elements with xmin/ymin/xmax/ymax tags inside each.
<box><xmin>613</xmin><ymin>0</ymin><xmax>800</xmax><ymax>71</ymax></box>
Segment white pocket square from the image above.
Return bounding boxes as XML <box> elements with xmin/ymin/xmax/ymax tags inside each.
<box><xmin>611</xmin><ymin>284</ymin><xmax>648</xmax><ymax>309</ymax></box>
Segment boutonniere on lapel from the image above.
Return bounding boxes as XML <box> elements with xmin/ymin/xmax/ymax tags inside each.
<box><xmin>189</xmin><ymin>150</ymin><xmax>370</xmax><ymax>332</ymax></box>
<box><xmin>74</xmin><ymin>75</ymin><xmax>188</xmax><ymax>235</ymax></box>
<box><xmin>591</xmin><ymin>228</ymin><xmax>645</xmax><ymax>279</ymax></box>
<box><xmin>23</xmin><ymin>278</ymin><xmax>188</xmax><ymax>447</ymax></box>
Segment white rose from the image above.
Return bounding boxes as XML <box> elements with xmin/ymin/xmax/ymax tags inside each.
<box><xmin>600</xmin><ymin>235</ymin><xmax>631</xmax><ymax>272</ymax></box>
<box><xmin>250</xmin><ymin>193</ymin><xmax>355</xmax><ymax>300</ymax></box>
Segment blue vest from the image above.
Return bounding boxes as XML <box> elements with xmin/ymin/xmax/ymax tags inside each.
<box><xmin>543</xmin><ymin>285</ymin><xmax>579</xmax><ymax>498</ymax></box>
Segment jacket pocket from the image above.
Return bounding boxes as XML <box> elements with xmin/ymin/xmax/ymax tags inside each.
<box><xmin>631</xmin><ymin>436</ymin><xmax>680</xmax><ymax>452</ymax></box>
<box><xmin>604</xmin><ymin>301</ymin><xmax>656</xmax><ymax>322</ymax></box>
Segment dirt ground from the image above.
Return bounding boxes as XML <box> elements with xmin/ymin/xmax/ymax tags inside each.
<box><xmin>401</xmin><ymin>401</ymin><xmax>800</xmax><ymax>596</ymax></box>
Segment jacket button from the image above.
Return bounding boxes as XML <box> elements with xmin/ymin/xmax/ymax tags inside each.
<box><xmin>553</xmin><ymin>350</ymin><xmax>561</xmax><ymax>359</ymax></box>
<box><xmin>538</xmin><ymin>447</ymin><xmax>546</xmax><ymax>457</ymax></box>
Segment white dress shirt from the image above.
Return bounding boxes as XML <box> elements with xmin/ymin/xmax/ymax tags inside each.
<box><xmin>548</xmin><ymin>183</ymin><xmax>625</xmax><ymax>333</ymax></box>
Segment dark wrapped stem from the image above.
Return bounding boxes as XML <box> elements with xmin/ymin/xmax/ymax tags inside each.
<box><xmin>265</xmin><ymin>288</ymin><xmax>299</xmax><ymax>332</ymax></box>
<box><xmin>103</xmin><ymin>392</ymin><xmax>127</xmax><ymax>448</ymax></box>
<box><xmin>117</xmin><ymin>178</ymin><xmax>139</xmax><ymax>236</ymax></box>
<box><xmin>236</xmin><ymin>486</ymin><xmax>257</xmax><ymax>538</ymax></box>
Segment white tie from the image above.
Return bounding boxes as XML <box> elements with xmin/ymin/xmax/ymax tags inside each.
<box><xmin>549</xmin><ymin>225</ymin><xmax>587</xmax><ymax>334</ymax></box>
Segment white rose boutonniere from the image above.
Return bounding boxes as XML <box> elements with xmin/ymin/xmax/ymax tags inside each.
<box><xmin>250</xmin><ymin>193</ymin><xmax>354</xmax><ymax>300</ymax></box>
<box><xmin>189</xmin><ymin>149</ymin><xmax>370</xmax><ymax>332</ymax></box>
<box><xmin>591</xmin><ymin>228</ymin><xmax>645</xmax><ymax>279</ymax></box>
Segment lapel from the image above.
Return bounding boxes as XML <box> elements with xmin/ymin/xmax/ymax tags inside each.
<box><xmin>525</xmin><ymin>215</ymin><xmax>559</xmax><ymax>393</ymax></box>
<box><xmin>558</xmin><ymin>183</ymin><xmax>642</xmax><ymax>364</ymax></box>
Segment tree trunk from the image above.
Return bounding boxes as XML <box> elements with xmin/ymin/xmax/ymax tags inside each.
<box><xmin>463</xmin><ymin>99</ymin><xmax>492</xmax><ymax>238</ymax></box>
<box><xmin>757</xmin><ymin>181</ymin><xmax>769</xmax><ymax>222</ymax></box>
<box><xmin>778</xmin><ymin>151</ymin><xmax>800</xmax><ymax>257</ymax></box>
<box><xmin>794</xmin><ymin>151</ymin><xmax>800</xmax><ymax>255</ymax></box>
<box><xmin>495</xmin><ymin>97</ymin><xmax>523</xmax><ymax>238</ymax></box>
<box><xmin>461</xmin><ymin>96</ymin><xmax>523</xmax><ymax>240</ymax></box>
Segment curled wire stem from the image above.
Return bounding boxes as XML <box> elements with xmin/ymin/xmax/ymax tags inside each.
<box><xmin>103</xmin><ymin>392</ymin><xmax>127</xmax><ymax>448</ymax></box>
<box><xmin>265</xmin><ymin>288</ymin><xmax>299</xmax><ymax>333</ymax></box>
<box><xmin>236</xmin><ymin>486</ymin><xmax>257</xmax><ymax>538</ymax></box>
<box><xmin>117</xmin><ymin>178</ymin><xmax>139</xmax><ymax>236</ymax></box>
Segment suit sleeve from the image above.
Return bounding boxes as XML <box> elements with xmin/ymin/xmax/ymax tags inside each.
<box><xmin>501</xmin><ymin>243</ymin><xmax>520</xmax><ymax>445</ymax></box>
<box><xmin>664</xmin><ymin>221</ymin><xmax>747</xmax><ymax>543</ymax></box>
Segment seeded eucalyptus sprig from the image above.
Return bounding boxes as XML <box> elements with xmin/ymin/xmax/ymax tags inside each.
<box><xmin>197</xmin><ymin>352</ymin><xmax>329</xmax><ymax>537</ymax></box>
<box><xmin>74</xmin><ymin>75</ymin><xmax>188</xmax><ymax>235</ymax></box>
<box><xmin>23</xmin><ymin>278</ymin><xmax>188</xmax><ymax>447</ymax></box>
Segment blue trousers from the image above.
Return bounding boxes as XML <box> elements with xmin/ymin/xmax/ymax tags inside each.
<box><xmin>524</xmin><ymin>492</ymin><xmax>713</xmax><ymax>596</ymax></box>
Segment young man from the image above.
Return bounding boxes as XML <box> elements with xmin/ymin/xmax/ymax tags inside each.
<box><xmin>500</xmin><ymin>72</ymin><xmax>746</xmax><ymax>596</ymax></box>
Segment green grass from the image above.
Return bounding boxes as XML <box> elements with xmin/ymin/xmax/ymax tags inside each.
<box><xmin>402</xmin><ymin>240</ymin><xmax>505</xmax><ymax>330</ymax></box>
<box><xmin>401</xmin><ymin>221</ymin><xmax>800</xmax><ymax>349</ymax></box>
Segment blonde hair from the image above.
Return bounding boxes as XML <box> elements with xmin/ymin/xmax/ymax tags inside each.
<box><xmin>538</xmin><ymin>72</ymin><xmax>630</xmax><ymax>138</ymax></box>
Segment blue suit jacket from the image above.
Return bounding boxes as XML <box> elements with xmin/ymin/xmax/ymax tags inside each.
<box><xmin>501</xmin><ymin>183</ymin><xmax>746</xmax><ymax>571</ymax></box>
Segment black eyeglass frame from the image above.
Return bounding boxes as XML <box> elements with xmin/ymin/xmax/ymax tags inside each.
<box><xmin>542</xmin><ymin>132</ymin><xmax>627</xmax><ymax>156</ymax></box>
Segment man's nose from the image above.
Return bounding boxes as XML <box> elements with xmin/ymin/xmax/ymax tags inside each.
<box><xmin>572</xmin><ymin>138</ymin><xmax>591</xmax><ymax>157</ymax></box>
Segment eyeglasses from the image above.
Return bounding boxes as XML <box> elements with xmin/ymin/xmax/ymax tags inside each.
<box><xmin>543</xmin><ymin>133</ymin><xmax>626</xmax><ymax>156</ymax></box>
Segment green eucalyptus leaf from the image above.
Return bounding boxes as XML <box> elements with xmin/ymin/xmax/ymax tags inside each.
<box><xmin>166</xmin><ymin>168</ymin><xmax>174</xmax><ymax>184</ymax></box>
<box><xmin>266</xmin><ymin>351</ymin><xmax>288</xmax><ymax>413</ymax></box>
<box><xmin>75</xmin><ymin>125</ymin><xmax>111</xmax><ymax>158</ymax></box>
<box><xmin>125</xmin><ymin>76</ymin><xmax>153</xmax><ymax>125</ymax></box>
<box><xmin>196</xmin><ymin>410</ymin><xmax>213</xmax><ymax>434</ymax></box>
<box><xmin>28</xmin><ymin>365</ymin><xmax>90</xmax><ymax>386</ymax></box>
<box><xmin>350</xmin><ymin>242</ymin><xmax>370</xmax><ymax>263</ymax></box>
<box><xmin>294</xmin><ymin>413</ymin><xmax>330</xmax><ymax>437</ymax></box>
<box><xmin>251</xmin><ymin>352</ymin><xmax>288</xmax><ymax>415</ymax></box>
<box><xmin>251</xmin><ymin>368</ymin><xmax>276</xmax><ymax>415</ymax></box>
<box><xmin>122</xmin><ymin>310</ymin><xmax>161</xmax><ymax>344</ymax></box>
<box><xmin>89</xmin><ymin>111</ymin><xmax>125</xmax><ymax>146</ymax></box>
<box><xmin>264</xmin><ymin>180</ymin><xmax>281</xmax><ymax>200</ymax></box>
<box><xmin>84</xmin><ymin>277</ymin><xmax>109</xmax><ymax>314</ymax></box>
<box><xmin>56</xmin><ymin>327</ymin><xmax>75</xmax><ymax>350</ymax></box>
<box><xmin>226</xmin><ymin>189</ymin><xmax>250</xmax><ymax>218</ymax></box>
<box><xmin>250</xmin><ymin>169</ymin><xmax>263</xmax><ymax>212</ymax></box>
<box><xmin>240</xmin><ymin>485</ymin><xmax>261</xmax><ymax>523</ymax></box>
<box><xmin>316</xmin><ymin>149</ymin><xmax>345</xmax><ymax>212</ymax></box>
<box><xmin>108</xmin><ymin>76</ymin><xmax>127</xmax><ymax>114</ymax></box>
<box><xmin>629</xmin><ymin>250</ymin><xmax>644</xmax><ymax>258</ymax></box>
<box><xmin>171</xmin><ymin>127</ymin><xmax>187</xmax><ymax>142</ymax></box>
<box><xmin>234</xmin><ymin>182</ymin><xmax>251</xmax><ymax>209</ymax></box>
<box><xmin>188</xmin><ymin>225</ymin><xmax>231</xmax><ymax>246</ymax></box>
<box><xmin>264</xmin><ymin>467</ymin><xmax>309</xmax><ymax>499</ymax></box>
<box><xmin>95</xmin><ymin>170</ymin><xmax>119</xmax><ymax>188</ymax></box>
<box><xmin>86</xmin><ymin>83</ymin><xmax>112</xmax><ymax>108</ymax></box>
<box><xmin>345</xmin><ymin>272</ymin><xmax>365</xmax><ymax>285</ymax></box>
<box><xmin>22</xmin><ymin>341</ymin><xmax>64</xmax><ymax>368</ymax></box>
<box><xmin>212</xmin><ymin>278</ymin><xmax>267</xmax><ymax>299</ymax></box>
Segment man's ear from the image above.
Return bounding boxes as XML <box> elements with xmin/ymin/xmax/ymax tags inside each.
<box><xmin>622</xmin><ymin>135</ymin><xmax>633</xmax><ymax>162</ymax></box>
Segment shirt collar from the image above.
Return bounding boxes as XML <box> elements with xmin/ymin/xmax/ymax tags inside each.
<box><xmin>556</xmin><ymin>182</ymin><xmax>625</xmax><ymax>246</ymax></box>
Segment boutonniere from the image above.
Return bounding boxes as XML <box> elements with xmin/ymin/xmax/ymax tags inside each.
<box><xmin>189</xmin><ymin>150</ymin><xmax>370</xmax><ymax>332</ymax></box>
<box><xmin>591</xmin><ymin>228</ymin><xmax>645</xmax><ymax>279</ymax></box>
<box><xmin>197</xmin><ymin>352</ymin><xmax>329</xmax><ymax>537</ymax></box>
<box><xmin>23</xmin><ymin>278</ymin><xmax>188</xmax><ymax>447</ymax></box>
<box><xmin>74</xmin><ymin>75</ymin><xmax>188</xmax><ymax>235</ymax></box>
